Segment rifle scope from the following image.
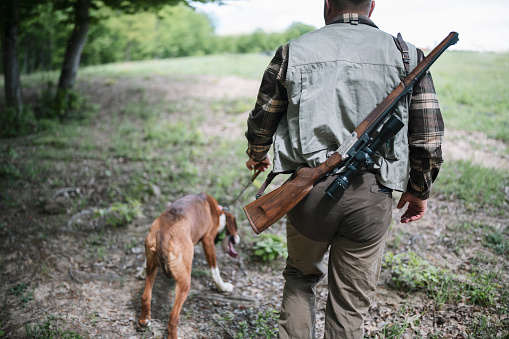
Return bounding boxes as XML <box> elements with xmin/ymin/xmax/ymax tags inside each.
<box><xmin>325</xmin><ymin>115</ymin><xmax>405</xmax><ymax>199</ymax></box>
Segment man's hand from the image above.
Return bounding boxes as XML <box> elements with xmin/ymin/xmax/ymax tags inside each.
<box><xmin>246</xmin><ymin>154</ymin><xmax>272</xmax><ymax>172</ymax></box>
<box><xmin>396</xmin><ymin>192</ymin><xmax>427</xmax><ymax>223</ymax></box>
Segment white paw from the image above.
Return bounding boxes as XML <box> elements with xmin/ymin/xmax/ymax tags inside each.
<box><xmin>218</xmin><ymin>282</ymin><xmax>233</xmax><ymax>293</ymax></box>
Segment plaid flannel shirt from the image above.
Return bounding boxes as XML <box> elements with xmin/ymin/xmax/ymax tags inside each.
<box><xmin>246</xmin><ymin>40</ymin><xmax>444</xmax><ymax>200</ymax></box>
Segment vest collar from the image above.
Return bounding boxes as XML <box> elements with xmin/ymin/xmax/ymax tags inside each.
<box><xmin>326</xmin><ymin>13</ymin><xmax>378</xmax><ymax>29</ymax></box>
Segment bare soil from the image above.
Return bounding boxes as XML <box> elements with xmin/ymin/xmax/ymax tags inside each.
<box><xmin>1</xmin><ymin>74</ymin><xmax>508</xmax><ymax>338</ymax></box>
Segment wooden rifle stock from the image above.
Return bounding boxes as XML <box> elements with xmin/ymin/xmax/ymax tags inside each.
<box><xmin>244</xmin><ymin>32</ymin><xmax>459</xmax><ymax>234</ymax></box>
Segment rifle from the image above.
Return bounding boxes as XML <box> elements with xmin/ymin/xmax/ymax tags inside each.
<box><xmin>243</xmin><ymin>31</ymin><xmax>459</xmax><ymax>235</ymax></box>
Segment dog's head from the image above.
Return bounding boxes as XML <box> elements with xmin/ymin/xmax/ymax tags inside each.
<box><xmin>216</xmin><ymin>208</ymin><xmax>240</xmax><ymax>258</ymax></box>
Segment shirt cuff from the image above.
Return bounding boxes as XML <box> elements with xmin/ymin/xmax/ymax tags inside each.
<box><xmin>246</xmin><ymin>149</ymin><xmax>268</xmax><ymax>162</ymax></box>
<box><xmin>406</xmin><ymin>184</ymin><xmax>430</xmax><ymax>200</ymax></box>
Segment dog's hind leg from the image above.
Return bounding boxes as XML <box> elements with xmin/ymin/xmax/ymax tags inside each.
<box><xmin>202</xmin><ymin>237</ymin><xmax>233</xmax><ymax>293</ymax></box>
<box><xmin>167</xmin><ymin>241</ymin><xmax>193</xmax><ymax>339</ymax></box>
<box><xmin>139</xmin><ymin>243</ymin><xmax>158</xmax><ymax>328</ymax></box>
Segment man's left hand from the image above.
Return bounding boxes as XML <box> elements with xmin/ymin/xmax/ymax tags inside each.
<box><xmin>396</xmin><ymin>192</ymin><xmax>427</xmax><ymax>223</ymax></box>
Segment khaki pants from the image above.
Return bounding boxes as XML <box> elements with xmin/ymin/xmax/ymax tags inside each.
<box><xmin>279</xmin><ymin>173</ymin><xmax>391</xmax><ymax>339</ymax></box>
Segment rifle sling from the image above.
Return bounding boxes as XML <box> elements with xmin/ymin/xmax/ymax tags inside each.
<box><xmin>255</xmin><ymin>170</ymin><xmax>292</xmax><ymax>198</ymax></box>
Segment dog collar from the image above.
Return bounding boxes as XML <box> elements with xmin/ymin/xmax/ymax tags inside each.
<box><xmin>218</xmin><ymin>205</ymin><xmax>226</xmax><ymax>215</ymax></box>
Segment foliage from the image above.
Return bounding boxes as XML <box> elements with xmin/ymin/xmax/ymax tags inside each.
<box><xmin>384</xmin><ymin>251</ymin><xmax>501</xmax><ymax>308</ymax></box>
<box><xmin>379</xmin><ymin>313</ymin><xmax>422</xmax><ymax>339</ymax></box>
<box><xmin>0</xmin><ymin>146</ymin><xmax>20</xmax><ymax>179</ymax></box>
<box><xmin>9</xmin><ymin>283</ymin><xmax>33</xmax><ymax>308</ymax></box>
<box><xmin>25</xmin><ymin>314</ymin><xmax>83</xmax><ymax>339</ymax></box>
<box><xmin>462</xmin><ymin>270</ymin><xmax>500</xmax><ymax>307</ymax></box>
<box><xmin>383</xmin><ymin>251</ymin><xmax>445</xmax><ymax>292</ymax></box>
<box><xmin>221</xmin><ymin>308</ymin><xmax>279</xmax><ymax>339</ymax></box>
<box><xmin>484</xmin><ymin>229</ymin><xmax>509</xmax><ymax>258</ymax></box>
<box><xmin>0</xmin><ymin>105</ymin><xmax>38</xmax><ymax>137</ymax></box>
<box><xmin>93</xmin><ymin>199</ymin><xmax>143</xmax><ymax>227</ymax></box>
<box><xmin>253</xmin><ymin>233</ymin><xmax>288</xmax><ymax>262</ymax></box>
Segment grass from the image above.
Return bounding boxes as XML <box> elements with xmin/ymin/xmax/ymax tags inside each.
<box><xmin>383</xmin><ymin>251</ymin><xmax>502</xmax><ymax>309</ymax></box>
<box><xmin>434</xmin><ymin>159</ymin><xmax>509</xmax><ymax>211</ymax></box>
<box><xmin>13</xmin><ymin>53</ymin><xmax>272</xmax><ymax>89</ymax></box>
<box><xmin>25</xmin><ymin>315</ymin><xmax>83</xmax><ymax>339</ymax></box>
<box><xmin>432</xmin><ymin>51</ymin><xmax>509</xmax><ymax>142</ymax></box>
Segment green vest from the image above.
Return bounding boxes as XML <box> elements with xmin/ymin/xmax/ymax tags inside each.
<box><xmin>272</xmin><ymin>22</ymin><xmax>418</xmax><ymax>191</ymax></box>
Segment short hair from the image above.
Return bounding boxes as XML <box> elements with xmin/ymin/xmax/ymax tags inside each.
<box><xmin>328</xmin><ymin>0</ymin><xmax>372</xmax><ymax>14</ymax></box>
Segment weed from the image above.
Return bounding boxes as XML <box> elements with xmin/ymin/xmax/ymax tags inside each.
<box><xmin>9</xmin><ymin>283</ymin><xmax>26</xmax><ymax>297</ymax></box>
<box><xmin>40</xmin><ymin>87</ymin><xmax>97</xmax><ymax>122</ymax></box>
<box><xmin>227</xmin><ymin>308</ymin><xmax>279</xmax><ymax>338</ymax></box>
<box><xmin>8</xmin><ymin>283</ymin><xmax>34</xmax><ymax>308</ymax></box>
<box><xmin>253</xmin><ymin>309</ymin><xmax>279</xmax><ymax>338</ymax></box>
<box><xmin>253</xmin><ymin>233</ymin><xmax>288</xmax><ymax>262</ymax></box>
<box><xmin>25</xmin><ymin>314</ymin><xmax>83</xmax><ymax>338</ymax></box>
<box><xmin>93</xmin><ymin>199</ymin><xmax>143</xmax><ymax>227</ymax></box>
<box><xmin>0</xmin><ymin>146</ymin><xmax>20</xmax><ymax>179</ymax></box>
<box><xmin>462</xmin><ymin>270</ymin><xmax>499</xmax><ymax>307</ymax></box>
<box><xmin>96</xmin><ymin>247</ymin><xmax>106</xmax><ymax>261</ymax></box>
<box><xmin>383</xmin><ymin>252</ymin><xmax>445</xmax><ymax>292</ymax></box>
<box><xmin>234</xmin><ymin>320</ymin><xmax>249</xmax><ymax>339</ymax></box>
<box><xmin>0</xmin><ymin>106</ymin><xmax>38</xmax><ymax>137</ymax></box>
<box><xmin>379</xmin><ymin>313</ymin><xmax>422</xmax><ymax>339</ymax></box>
<box><xmin>485</xmin><ymin>230</ymin><xmax>509</xmax><ymax>257</ymax></box>
<box><xmin>465</xmin><ymin>314</ymin><xmax>503</xmax><ymax>338</ymax></box>
<box><xmin>384</xmin><ymin>251</ymin><xmax>502</xmax><ymax>308</ymax></box>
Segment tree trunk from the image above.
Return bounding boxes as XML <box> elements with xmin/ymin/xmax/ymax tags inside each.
<box><xmin>1</xmin><ymin>0</ymin><xmax>23</xmax><ymax>127</ymax></box>
<box><xmin>55</xmin><ymin>0</ymin><xmax>91</xmax><ymax>111</ymax></box>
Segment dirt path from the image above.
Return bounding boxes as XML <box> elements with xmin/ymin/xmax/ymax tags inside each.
<box><xmin>1</xmin><ymin>74</ymin><xmax>507</xmax><ymax>339</ymax></box>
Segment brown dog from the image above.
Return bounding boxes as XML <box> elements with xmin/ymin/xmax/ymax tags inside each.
<box><xmin>138</xmin><ymin>193</ymin><xmax>239</xmax><ymax>339</ymax></box>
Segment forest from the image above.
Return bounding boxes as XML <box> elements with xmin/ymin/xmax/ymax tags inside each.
<box><xmin>0</xmin><ymin>0</ymin><xmax>314</xmax><ymax>136</ymax></box>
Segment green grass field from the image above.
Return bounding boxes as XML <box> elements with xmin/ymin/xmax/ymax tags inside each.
<box><xmin>13</xmin><ymin>49</ymin><xmax>509</xmax><ymax>143</ymax></box>
<box><xmin>432</xmin><ymin>51</ymin><xmax>509</xmax><ymax>142</ymax></box>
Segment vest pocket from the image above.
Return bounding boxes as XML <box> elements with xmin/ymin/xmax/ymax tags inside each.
<box><xmin>298</xmin><ymin>68</ymin><xmax>347</xmax><ymax>156</ymax></box>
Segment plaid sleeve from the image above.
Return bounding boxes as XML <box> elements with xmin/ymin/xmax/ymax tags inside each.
<box><xmin>245</xmin><ymin>44</ymin><xmax>289</xmax><ymax>161</ymax></box>
<box><xmin>406</xmin><ymin>49</ymin><xmax>445</xmax><ymax>199</ymax></box>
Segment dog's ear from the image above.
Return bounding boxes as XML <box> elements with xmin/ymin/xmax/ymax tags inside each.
<box><xmin>224</xmin><ymin>212</ymin><xmax>238</xmax><ymax>236</ymax></box>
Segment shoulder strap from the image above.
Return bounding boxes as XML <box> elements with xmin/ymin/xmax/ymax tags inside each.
<box><xmin>393</xmin><ymin>32</ymin><xmax>410</xmax><ymax>74</ymax></box>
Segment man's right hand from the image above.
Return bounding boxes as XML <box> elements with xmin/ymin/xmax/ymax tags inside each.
<box><xmin>396</xmin><ymin>192</ymin><xmax>427</xmax><ymax>223</ymax></box>
<box><xmin>246</xmin><ymin>154</ymin><xmax>272</xmax><ymax>172</ymax></box>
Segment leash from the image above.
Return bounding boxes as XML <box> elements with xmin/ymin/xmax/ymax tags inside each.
<box><xmin>224</xmin><ymin>164</ymin><xmax>264</xmax><ymax>209</ymax></box>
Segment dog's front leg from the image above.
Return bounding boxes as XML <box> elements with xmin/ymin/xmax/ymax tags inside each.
<box><xmin>202</xmin><ymin>238</ymin><xmax>233</xmax><ymax>293</ymax></box>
